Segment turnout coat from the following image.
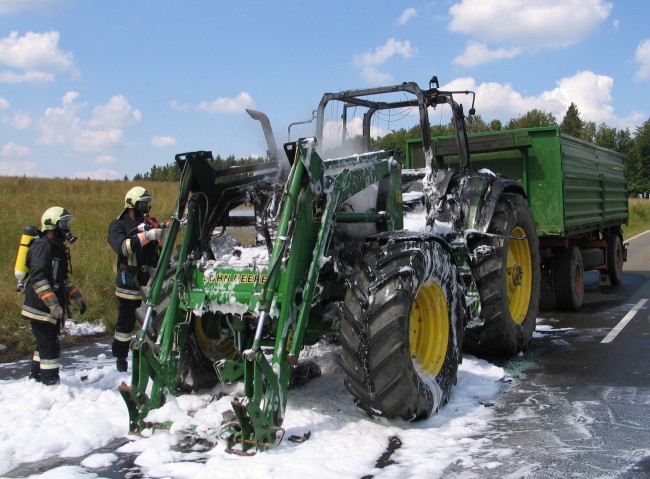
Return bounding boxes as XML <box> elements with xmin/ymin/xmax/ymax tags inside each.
<box><xmin>108</xmin><ymin>210</ymin><xmax>160</xmax><ymax>302</ymax></box>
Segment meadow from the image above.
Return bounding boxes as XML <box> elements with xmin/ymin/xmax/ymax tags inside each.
<box><xmin>0</xmin><ymin>177</ymin><xmax>648</xmax><ymax>361</ymax></box>
<box><xmin>0</xmin><ymin>177</ymin><xmax>178</xmax><ymax>361</ymax></box>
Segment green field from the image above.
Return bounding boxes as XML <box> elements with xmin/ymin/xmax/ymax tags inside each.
<box><xmin>1</xmin><ymin>177</ymin><xmax>649</xmax><ymax>362</ymax></box>
<box><xmin>0</xmin><ymin>177</ymin><xmax>179</xmax><ymax>361</ymax></box>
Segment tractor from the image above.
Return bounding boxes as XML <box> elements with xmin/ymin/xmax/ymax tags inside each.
<box><xmin>119</xmin><ymin>77</ymin><xmax>539</xmax><ymax>453</ymax></box>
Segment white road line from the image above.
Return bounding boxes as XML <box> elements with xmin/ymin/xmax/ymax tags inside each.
<box><xmin>601</xmin><ymin>298</ymin><xmax>649</xmax><ymax>344</ymax></box>
<box><xmin>626</xmin><ymin>229</ymin><xmax>650</xmax><ymax>242</ymax></box>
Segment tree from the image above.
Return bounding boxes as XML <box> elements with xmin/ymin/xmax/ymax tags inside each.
<box><xmin>560</xmin><ymin>103</ymin><xmax>584</xmax><ymax>138</ymax></box>
<box><xmin>581</xmin><ymin>121</ymin><xmax>596</xmax><ymax>143</ymax></box>
<box><xmin>505</xmin><ymin>109</ymin><xmax>557</xmax><ymax>129</ymax></box>
<box><xmin>628</xmin><ymin>118</ymin><xmax>650</xmax><ymax>194</ymax></box>
<box><xmin>595</xmin><ymin>123</ymin><xmax>617</xmax><ymax>150</ymax></box>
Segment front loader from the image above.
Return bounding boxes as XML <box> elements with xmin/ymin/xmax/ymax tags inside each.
<box><xmin>119</xmin><ymin>78</ymin><xmax>540</xmax><ymax>452</ymax></box>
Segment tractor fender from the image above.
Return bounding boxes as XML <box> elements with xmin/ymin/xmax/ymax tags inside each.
<box><xmin>460</xmin><ymin>175</ymin><xmax>526</xmax><ymax>234</ymax></box>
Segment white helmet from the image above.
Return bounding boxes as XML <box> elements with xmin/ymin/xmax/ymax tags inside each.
<box><xmin>41</xmin><ymin>206</ymin><xmax>75</xmax><ymax>231</ymax></box>
<box><xmin>124</xmin><ymin>186</ymin><xmax>154</xmax><ymax>209</ymax></box>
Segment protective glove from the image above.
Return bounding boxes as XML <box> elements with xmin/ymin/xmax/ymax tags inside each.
<box><xmin>138</xmin><ymin>228</ymin><xmax>163</xmax><ymax>246</ymax></box>
<box><xmin>70</xmin><ymin>289</ymin><xmax>87</xmax><ymax>315</ymax></box>
<box><xmin>41</xmin><ymin>292</ymin><xmax>63</xmax><ymax>320</ymax></box>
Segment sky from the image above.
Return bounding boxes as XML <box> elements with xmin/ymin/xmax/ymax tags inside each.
<box><xmin>0</xmin><ymin>0</ymin><xmax>649</xmax><ymax>180</ymax></box>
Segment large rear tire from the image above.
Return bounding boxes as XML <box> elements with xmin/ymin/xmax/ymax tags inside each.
<box><xmin>464</xmin><ymin>193</ymin><xmax>540</xmax><ymax>357</ymax></box>
<box><xmin>340</xmin><ymin>235</ymin><xmax>464</xmax><ymax>420</ymax></box>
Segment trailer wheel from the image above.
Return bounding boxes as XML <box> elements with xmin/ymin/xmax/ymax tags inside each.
<box><xmin>552</xmin><ymin>246</ymin><xmax>584</xmax><ymax>311</ymax></box>
<box><xmin>607</xmin><ymin>233</ymin><xmax>624</xmax><ymax>285</ymax></box>
<box><xmin>464</xmin><ymin>193</ymin><xmax>540</xmax><ymax>357</ymax></box>
<box><xmin>339</xmin><ymin>236</ymin><xmax>464</xmax><ymax>420</ymax></box>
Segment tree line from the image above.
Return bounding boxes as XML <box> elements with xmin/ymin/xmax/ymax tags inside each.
<box><xmin>135</xmin><ymin>104</ymin><xmax>650</xmax><ymax>195</ymax></box>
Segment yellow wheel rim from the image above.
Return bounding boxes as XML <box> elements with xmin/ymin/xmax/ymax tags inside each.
<box><xmin>194</xmin><ymin>315</ymin><xmax>236</xmax><ymax>362</ymax></box>
<box><xmin>409</xmin><ymin>281</ymin><xmax>449</xmax><ymax>377</ymax></box>
<box><xmin>506</xmin><ymin>226</ymin><xmax>532</xmax><ymax>324</ymax></box>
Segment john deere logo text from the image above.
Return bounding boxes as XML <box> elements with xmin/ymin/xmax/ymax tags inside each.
<box><xmin>207</xmin><ymin>273</ymin><xmax>268</xmax><ymax>284</ymax></box>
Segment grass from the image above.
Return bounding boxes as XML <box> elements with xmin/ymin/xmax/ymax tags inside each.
<box><xmin>0</xmin><ymin>177</ymin><xmax>179</xmax><ymax>361</ymax></box>
<box><xmin>1</xmin><ymin>176</ymin><xmax>649</xmax><ymax>362</ymax></box>
<box><xmin>624</xmin><ymin>198</ymin><xmax>650</xmax><ymax>239</ymax></box>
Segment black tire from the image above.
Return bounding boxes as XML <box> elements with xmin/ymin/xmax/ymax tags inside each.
<box><xmin>552</xmin><ymin>246</ymin><xmax>584</xmax><ymax>311</ymax></box>
<box><xmin>607</xmin><ymin>233</ymin><xmax>624</xmax><ymax>285</ymax></box>
<box><xmin>464</xmin><ymin>193</ymin><xmax>541</xmax><ymax>357</ymax></box>
<box><xmin>339</xmin><ymin>235</ymin><xmax>465</xmax><ymax>420</ymax></box>
<box><xmin>137</xmin><ymin>252</ymin><xmax>220</xmax><ymax>392</ymax></box>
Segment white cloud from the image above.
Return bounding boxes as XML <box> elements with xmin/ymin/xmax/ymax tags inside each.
<box><xmin>353</xmin><ymin>38</ymin><xmax>416</xmax><ymax>83</ymax></box>
<box><xmin>0</xmin><ymin>160</ymin><xmax>37</xmax><ymax>176</ymax></box>
<box><xmin>151</xmin><ymin>136</ymin><xmax>177</xmax><ymax>147</ymax></box>
<box><xmin>37</xmin><ymin>92</ymin><xmax>135</xmax><ymax>153</ymax></box>
<box><xmin>0</xmin><ymin>96</ymin><xmax>8</xmax><ymax>109</ymax></box>
<box><xmin>634</xmin><ymin>39</ymin><xmax>650</xmax><ymax>82</ymax></box>
<box><xmin>398</xmin><ymin>8</ymin><xmax>417</xmax><ymax>25</ymax></box>
<box><xmin>0</xmin><ymin>31</ymin><xmax>77</xmax><ymax>84</ymax></box>
<box><xmin>449</xmin><ymin>0</ymin><xmax>612</xmax><ymax>64</ymax></box>
<box><xmin>94</xmin><ymin>155</ymin><xmax>116</xmax><ymax>165</ymax></box>
<box><xmin>90</xmin><ymin>95</ymin><xmax>141</xmax><ymax>127</ymax></box>
<box><xmin>72</xmin><ymin>168</ymin><xmax>122</xmax><ymax>180</ymax></box>
<box><xmin>442</xmin><ymin>71</ymin><xmax>643</xmax><ymax>131</ymax></box>
<box><xmin>2</xmin><ymin>141</ymin><xmax>30</xmax><ymax>158</ymax></box>
<box><xmin>197</xmin><ymin>92</ymin><xmax>254</xmax><ymax>113</ymax></box>
<box><xmin>453</xmin><ymin>41</ymin><xmax>522</xmax><ymax>66</ymax></box>
<box><xmin>169</xmin><ymin>100</ymin><xmax>190</xmax><ymax>111</ymax></box>
<box><xmin>0</xmin><ymin>0</ymin><xmax>67</xmax><ymax>14</ymax></box>
<box><xmin>0</xmin><ymin>141</ymin><xmax>35</xmax><ymax>176</ymax></box>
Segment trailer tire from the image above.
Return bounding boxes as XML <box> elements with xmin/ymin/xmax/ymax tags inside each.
<box><xmin>339</xmin><ymin>236</ymin><xmax>464</xmax><ymax>420</ymax></box>
<box><xmin>553</xmin><ymin>246</ymin><xmax>584</xmax><ymax>311</ymax></box>
<box><xmin>607</xmin><ymin>233</ymin><xmax>624</xmax><ymax>285</ymax></box>
<box><xmin>464</xmin><ymin>193</ymin><xmax>540</xmax><ymax>357</ymax></box>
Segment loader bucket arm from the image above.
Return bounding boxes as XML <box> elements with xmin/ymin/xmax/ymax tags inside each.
<box><xmin>219</xmin><ymin>138</ymin><xmax>402</xmax><ymax>453</ymax></box>
<box><xmin>119</xmin><ymin>152</ymin><xmax>281</xmax><ymax>432</ymax></box>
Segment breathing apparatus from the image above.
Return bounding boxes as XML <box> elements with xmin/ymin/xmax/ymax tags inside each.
<box><xmin>14</xmin><ymin>225</ymin><xmax>40</xmax><ymax>292</ymax></box>
<box><xmin>14</xmin><ymin>207</ymin><xmax>78</xmax><ymax>291</ymax></box>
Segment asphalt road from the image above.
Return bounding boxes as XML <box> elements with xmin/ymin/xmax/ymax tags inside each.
<box><xmin>442</xmin><ymin>231</ymin><xmax>650</xmax><ymax>478</ymax></box>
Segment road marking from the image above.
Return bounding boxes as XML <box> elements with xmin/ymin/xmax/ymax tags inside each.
<box><xmin>626</xmin><ymin>229</ymin><xmax>650</xmax><ymax>242</ymax></box>
<box><xmin>601</xmin><ymin>298</ymin><xmax>649</xmax><ymax>343</ymax></box>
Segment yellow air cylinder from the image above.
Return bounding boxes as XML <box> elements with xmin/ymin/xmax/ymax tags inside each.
<box><xmin>14</xmin><ymin>225</ymin><xmax>39</xmax><ymax>290</ymax></box>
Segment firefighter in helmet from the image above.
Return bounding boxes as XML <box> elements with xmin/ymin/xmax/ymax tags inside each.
<box><xmin>21</xmin><ymin>207</ymin><xmax>86</xmax><ymax>385</ymax></box>
<box><xmin>108</xmin><ymin>186</ymin><xmax>162</xmax><ymax>372</ymax></box>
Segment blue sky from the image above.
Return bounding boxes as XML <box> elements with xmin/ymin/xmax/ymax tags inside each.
<box><xmin>0</xmin><ymin>0</ymin><xmax>648</xmax><ymax>179</ymax></box>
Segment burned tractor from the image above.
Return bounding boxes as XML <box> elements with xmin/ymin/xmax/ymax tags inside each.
<box><xmin>119</xmin><ymin>78</ymin><xmax>539</xmax><ymax>452</ymax></box>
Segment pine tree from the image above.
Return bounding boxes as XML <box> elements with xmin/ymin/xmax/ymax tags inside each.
<box><xmin>560</xmin><ymin>103</ymin><xmax>584</xmax><ymax>138</ymax></box>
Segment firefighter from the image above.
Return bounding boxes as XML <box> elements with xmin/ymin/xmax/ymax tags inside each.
<box><xmin>108</xmin><ymin>186</ymin><xmax>162</xmax><ymax>372</ymax></box>
<box><xmin>20</xmin><ymin>207</ymin><xmax>86</xmax><ymax>385</ymax></box>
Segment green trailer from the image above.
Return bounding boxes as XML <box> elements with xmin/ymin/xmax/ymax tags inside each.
<box><xmin>405</xmin><ymin>126</ymin><xmax>629</xmax><ymax>310</ymax></box>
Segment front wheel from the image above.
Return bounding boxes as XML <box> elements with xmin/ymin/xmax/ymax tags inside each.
<box><xmin>339</xmin><ymin>235</ymin><xmax>465</xmax><ymax>420</ymax></box>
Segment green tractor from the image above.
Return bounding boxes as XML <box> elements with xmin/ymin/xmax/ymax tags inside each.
<box><xmin>119</xmin><ymin>78</ymin><xmax>540</xmax><ymax>453</ymax></box>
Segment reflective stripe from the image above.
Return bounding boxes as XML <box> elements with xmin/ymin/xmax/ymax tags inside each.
<box><xmin>21</xmin><ymin>306</ymin><xmax>57</xmax><ymax>325</ymax></box>
<box><xmin>115</xmin><ymin>288</ymin><xmax>141</xmax><ymax>300</ymax></box>
<box><xmin>68</xmin><ymin>287</ymin><xmax>79</xmax><ymax>297</ymax></box>
<box><xmin>40</xmin><ymin>358</ymin><xmax>60</xmax><ymax>369</ymax></box>
<box><xmin>34</xmin><ymin>282</ymin><xmax>51</xmax><ymax>294</ymax></box>
<box><xmin>32</xmin><ymin>352</ymin><xmax>41</xmax><ymax>362</ymax></box>
<box><xmin>114</xmin><ymin>331</ymin><xmax>132</xmax><ymax>342</ymax></box>
<box><xmin>40</xmin><ymin>291</ymin><xmax>55</xmax><ymax>300</ymax></box>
